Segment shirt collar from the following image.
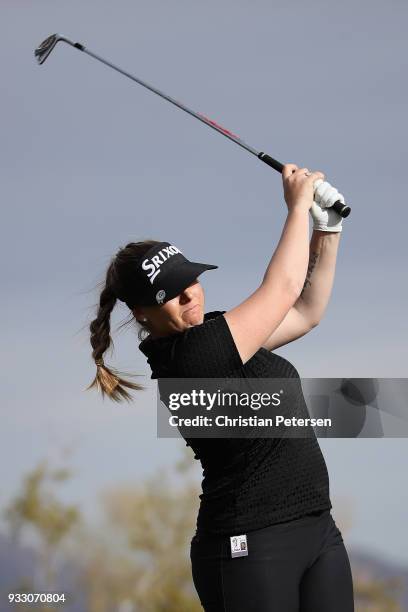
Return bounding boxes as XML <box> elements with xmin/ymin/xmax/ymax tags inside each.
<box><xmin>138</xmin><ymin>310</ymin><xmax>224</xmax><ymax>358</ymax></box>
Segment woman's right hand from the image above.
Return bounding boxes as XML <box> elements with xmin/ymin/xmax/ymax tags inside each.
<box><xmin>282</xmin><ymin>163</ymin><xmax>325</xmax><ymax>213</ymax></box>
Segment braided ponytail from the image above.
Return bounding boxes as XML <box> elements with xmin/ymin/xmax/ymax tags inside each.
<box><xmin>86</xmin><ymin>263</ymin><xmax>144</xmax><ymax>403</ymax></box>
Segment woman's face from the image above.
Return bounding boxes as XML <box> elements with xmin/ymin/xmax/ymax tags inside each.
<box><xmin>133</xmin><ymin>278</ymin><xmax>205</xmax><ymax>338</ymax></box>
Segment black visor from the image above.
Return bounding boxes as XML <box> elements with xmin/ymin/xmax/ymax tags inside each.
<box><xmin>116</xmin><ymin>241</ymin><xmax>218</xmax><ymax>307</ymax></box>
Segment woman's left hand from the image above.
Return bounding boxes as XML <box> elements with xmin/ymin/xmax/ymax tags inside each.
<box><xmin>310</xmin><ymin>180</ymin><xmax>344</xmax><ymax>232</ymax></box>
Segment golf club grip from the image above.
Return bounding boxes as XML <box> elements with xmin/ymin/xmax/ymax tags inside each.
<box><xmin>258</xmin><ymin>152</ymin><xmax>351</xmax><ymax>218</ymax></box>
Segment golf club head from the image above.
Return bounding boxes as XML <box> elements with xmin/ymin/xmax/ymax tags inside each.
<box><xmin>35</xmin><ymin>34</ymin><xmax>61</xmax><ymax>65</ymax></box>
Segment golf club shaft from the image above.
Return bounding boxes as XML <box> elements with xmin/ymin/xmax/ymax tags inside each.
<box><xmin>46</xmin><ymin>37</ymin><xmax>351</xmax><ymax>217</ymax></box>
<box><xmin>84</xmin><ymin>48</ymin><xmax>261</xmax><ymax>157</ymax></box>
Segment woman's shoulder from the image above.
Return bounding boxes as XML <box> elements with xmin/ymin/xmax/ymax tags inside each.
<box><xmin>139</xmin><ymin>309</ymin><xmax>241</xmax><ymax>377</ymax></box>
<box><xmin>203</xmin><ymin>309</ymin><xmax>225</xmax><ymax>321</ymax></box>
<box><xmin>139</xmin><ymin>310</ymin><xmax>226</xmax><ymax>354</ymax></box>
<box><xmin>174</xmin><ymin>309</ymin><xmax>241</xmax><ymax>366</ymax></box>
<box><xmin>167</xmin><ymin>309</ymin><xmax>243</xmax><ymax>377</ymax></box>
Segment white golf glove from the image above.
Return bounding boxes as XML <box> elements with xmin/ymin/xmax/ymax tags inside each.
<box><xmin>310</xmin><ymin>179</ymin><xmax>344</xmax><ymax>232</ymax></box>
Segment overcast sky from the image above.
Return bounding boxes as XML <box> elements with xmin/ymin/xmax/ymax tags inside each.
<box><xmin>1</xmin><ymin>0</ymin><xmax>407</xmax><ymax>566</ymax></box>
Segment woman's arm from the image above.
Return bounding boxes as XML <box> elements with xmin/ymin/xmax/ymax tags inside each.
<box><xmin>261</xmin><ymin>230</ymin><xmax>341</xmax><ymax>351</ymax></box>
<box><xmin>224</xmin><ymin>165</ymin><xmax>325</xmax><ymax>365</ymax></box>
<box><xmin>224</xmin><ymin>207</ymin><xmax>310</xmax><ymax>364</ymax></box>
<box><xmin>293</xmin><ymin>229</ymin><xmax>341</xmax><ymax>327</ymax></box>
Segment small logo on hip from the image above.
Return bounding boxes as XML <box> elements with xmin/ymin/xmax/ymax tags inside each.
<box><xmin>230</xmin><ymin>534</ymin><xmax>248</xmax><ymax>558</ymax></box>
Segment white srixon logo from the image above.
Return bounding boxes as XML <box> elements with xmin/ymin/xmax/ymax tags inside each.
<box><xmin>142</xmin><ymin>245</ymin><xmax>182</xmax><ymax>284</ymax></box>
<box><xmin>156</xmin><ymin>290</ymin><xmax>166</xmax><ymax>304</ymax></box>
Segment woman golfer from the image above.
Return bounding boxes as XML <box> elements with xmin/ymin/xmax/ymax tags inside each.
<box><xmin>87</xmin><ymin>164</ymin><xmax>354</xmax><ymax>611</ymax></box>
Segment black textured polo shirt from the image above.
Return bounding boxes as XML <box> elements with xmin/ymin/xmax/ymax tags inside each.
<box><xmin>139</xmin><ymin>310</ymin><xmax>332</xmax><ymax>536</ymax></box>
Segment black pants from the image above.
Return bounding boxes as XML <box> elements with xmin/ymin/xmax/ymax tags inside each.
<box><xmin>190</xmin><ymin>510</ymin><xmax>354</xmax><ymax>611</ymax></box>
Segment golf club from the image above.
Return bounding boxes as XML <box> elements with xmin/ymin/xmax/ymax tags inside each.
<box><xmin>35</xmin><ymin>33</ymin><xmax>351</xmax><ymax>218</ymax></box>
